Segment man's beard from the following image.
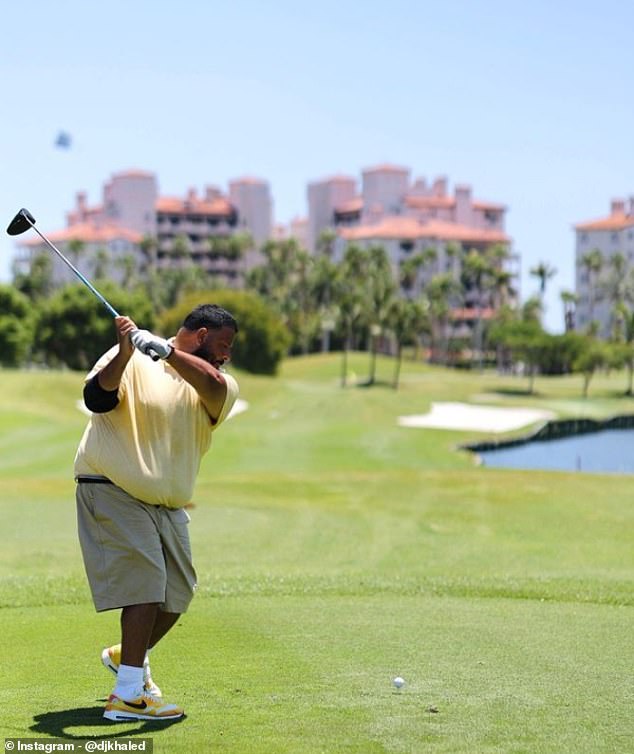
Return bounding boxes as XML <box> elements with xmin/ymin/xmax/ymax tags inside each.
<box><xmin>194</xmin><ymin>344</ymin><xmax>221</xmax><ymax>368</ymax></box>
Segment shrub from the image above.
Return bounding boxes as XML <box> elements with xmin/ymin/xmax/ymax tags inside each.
<box><xmin>0</xmin><ymin>285</ymin><xmax>34</xmax><ymax>367</ymax></box>
<box><xmin>34</xmin><ymin>283</ymin><xmax>155</xmax><ymax>370</ymax></box>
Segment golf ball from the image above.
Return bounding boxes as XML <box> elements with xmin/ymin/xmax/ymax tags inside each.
<box><xmin>393</xmin><ymin>676</ymin><xmax>405</xmax><ymax>689</ymax></box>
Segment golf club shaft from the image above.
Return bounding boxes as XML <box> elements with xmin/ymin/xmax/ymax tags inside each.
<box><xmin>25</xmin><ymin>216</ymin><xmax>159</xmax><ymax>361</ymax></box>
<box><xmin>29</xmin><ymin>223</ymin><xmax>120</xmax><ymax>317</ymax></box>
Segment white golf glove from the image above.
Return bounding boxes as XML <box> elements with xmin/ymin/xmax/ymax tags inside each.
<box><xmin>131</xmin><ymin>329</ymin><xmax>173</xmax><ymax>360</ymax></box>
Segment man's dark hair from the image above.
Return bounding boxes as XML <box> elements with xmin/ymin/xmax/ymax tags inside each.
<box><xmin>183</xmin><ymin>304</ymin><xmax>238</xmax><ymax>332</ymax></box>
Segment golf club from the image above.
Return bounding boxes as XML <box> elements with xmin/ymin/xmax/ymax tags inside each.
<box><xmin>7</xmin><ymin>208</ymin><xmax>159</xmax><ymax>360</ymax></box>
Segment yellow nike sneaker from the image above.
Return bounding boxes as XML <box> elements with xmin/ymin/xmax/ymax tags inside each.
<box><xmin>103</xmin><ymin>692</ymin><xmax>184</xmax><ymax>721</ymax></box>
<box><xmin>101</xmin><ymin>644</ymin><xmax>163</xmax><ymax>697</ymax></box>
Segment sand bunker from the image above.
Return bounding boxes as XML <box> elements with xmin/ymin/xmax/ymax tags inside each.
<box><xmin>398</xmin><ymin>402</ymin><xmax>555</xmax><ymax>433</ymax></box>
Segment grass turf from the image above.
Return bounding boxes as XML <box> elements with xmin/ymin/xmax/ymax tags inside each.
<box><xmin>1</xmin><ymin>353</ymin><xmax>633</xmax><ymax>753</ymax></box>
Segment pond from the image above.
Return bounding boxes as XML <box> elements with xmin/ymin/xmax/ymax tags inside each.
<box><xmin>476</xmin><ymin>428</ymin><xmax>634</xmax><ymax>474</ymax></box>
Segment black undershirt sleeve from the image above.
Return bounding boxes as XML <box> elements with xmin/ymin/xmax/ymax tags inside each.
<box><xmin>83</xmin><ymin>373</ymin><xmax>120</xmax><ymax>413</ymax></box>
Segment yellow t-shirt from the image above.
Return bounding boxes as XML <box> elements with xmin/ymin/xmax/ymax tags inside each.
<box><xmin>74</xmin><ymin>347</ymin><xmax>239</xmax><ymax>508</ymax></box>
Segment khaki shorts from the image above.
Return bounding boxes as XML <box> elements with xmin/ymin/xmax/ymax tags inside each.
<box><xmin>76</xmin><ymin>481</ymin><xmax>197</xmax><ymax>613</ymax></box>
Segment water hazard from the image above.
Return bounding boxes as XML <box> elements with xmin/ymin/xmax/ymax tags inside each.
<box><xmin>476</xmin><ymin>428</ymin><xmax>634</xmax><ymax>474</ymax></box>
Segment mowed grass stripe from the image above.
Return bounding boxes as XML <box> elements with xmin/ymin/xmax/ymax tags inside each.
<box><xmin>1</xmin><ymin>597</ymin><xmax>632</xmax><ymax>752</ymax></box>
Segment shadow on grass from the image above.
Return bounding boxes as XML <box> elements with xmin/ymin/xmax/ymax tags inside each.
<box><xmin>487</xmin><ymin>386</ymin><xmax>538</xmax><ymax>397</ymax></box>
<box><xmin>31</xmin><ymin>705</ymin><xmax>184</xmax><ymax>739</ymax></box>
<box><xmin>355</xmin><ymin>378</ymin><xmax>393</xmax><ymax>389</ymax></box>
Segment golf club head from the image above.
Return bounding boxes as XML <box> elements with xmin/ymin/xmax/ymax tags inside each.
<box><xmin>7</xmin><ymin>208</ymin><xmax>36</xmax><ymax>236</ymax></box>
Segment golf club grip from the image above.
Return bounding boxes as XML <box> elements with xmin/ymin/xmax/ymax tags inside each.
<box><xmin>148</xmin><ymin>349</ymin><xmax>160</xmax><ymax>362</ymax></box>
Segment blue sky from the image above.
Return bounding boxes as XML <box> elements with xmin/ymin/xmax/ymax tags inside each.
<box><xmin>1</xmin><ymin>0</ymin><xmax>632</xmax><ymax>331</ymax></box>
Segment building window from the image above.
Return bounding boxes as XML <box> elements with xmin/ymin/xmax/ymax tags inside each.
<box><xmin>400</xmin><ymin>241</ymin><xmax>414</xmax><ymax>253</ymax></box>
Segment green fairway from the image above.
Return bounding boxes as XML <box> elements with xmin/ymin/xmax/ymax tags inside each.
<box><xmin>1</xmin><ymin>354</ymin><xmax>633</xmax><ymax>753</ymax></box>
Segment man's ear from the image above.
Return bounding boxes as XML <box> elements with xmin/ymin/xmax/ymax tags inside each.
<box><xmin>196</xmin><ymin>327</ymin><xmax>209</xmax><ymax>345</ymax></box>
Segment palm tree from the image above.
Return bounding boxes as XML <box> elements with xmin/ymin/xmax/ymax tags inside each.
<box><xmin>139</xmin><ymin>235</ymin><xmax>159</xmax><ymax>274</ymax></box>
<box><xmin>67</xmin><ymin>238</ymin><xmax>86</xmax><ymax>283</ymax></box>
<box><xmin>387</xmin><ymin>298</ymin><xmax>429</xmax><ymax>389</ymax></box>
<box><xmin>580</xmin><ymin>248</ymin><xmax>603</xmax><ymax>324</ymax></box>
<box><xmin>12</xmin><ymin>252</ymin><xmax>53</xmax><ymax>301</ymax></box>
<box><xmin>336</xmin><ymin>244</ymin><xmax>369</xmax><ymax>386</ymax></box>
<box><xmin>316</xmin><ymin>228</ymin><xmax>337</xmax><ymax>259</ymax></box>
<box><xmin>399</xmin><ymin>254</ymin><xmax>424</xmax><ymax>298</ymax></box>
<box><xmin>93</xmin><ymin>248</ymin><xmax>110</xmax><ymax>280</ymax></box>
<box><xmin>461</xmin><ymin>248</ymin><xmax>494</xmax><ymax>368</ymax></box>
<box><xmin>426</xmin><ymin>273</ymin><xmax>461</xmax><ymax>364</ymax></box>
<box><xmin>116</xmin><ymin>254</ymin><xmax>138</xmax><ymax>290</ymax></box>
<box><xmin>601</xmin><ymin>252</ymin><xmax>634</xmax><ymax>338</ymax></box>
<box><xmin>560</xmin><ymin>290</ymin><xmax>578</xmax><ymax>332</ymax></box>
<box><xmin>310</xmin><ymin>254</ymin><xmax>339</xmax><ymax>352</ymax></box>
<box><xmin>171</xmin><ymin>234</ymin><xmax>192</xmax><ymax>265</ymax></box>
<box><xmin>530</xmin><ymin>261</ymin><xmax>557</xmax><ymax>301</ymax></box>
<box><xmin>364</xmin><ymin>245</ymin><xmax>396</xmax><ymax>386</ymax></box>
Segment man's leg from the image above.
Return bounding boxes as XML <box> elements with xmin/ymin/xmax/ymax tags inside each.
<box><xmin>149</xmin><ymin>609</ymin><xmax>181</xmax><ymax>649</ymax></box>
<box><xmin>120</xmin><ymin>603</ymin><xmax>160</xmax><ymax>666</ymax></box>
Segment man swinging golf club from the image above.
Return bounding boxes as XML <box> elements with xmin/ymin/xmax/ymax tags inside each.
<box><xmin>74</xmin><ymin>304</ymin><xmax>239</xmax><ymax>721</ymax></box>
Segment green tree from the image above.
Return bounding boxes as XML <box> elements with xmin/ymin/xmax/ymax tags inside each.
<box><xmin>12</xmin><ymin>252</ymin><xmax>54</xmax><ymax>301</ymax></box>
<box><xmin>34</xmin><ymin>283</ymin><xmax>155</xmax><ymax>370</ymax></box>
<box><xmin>530</xmin><ymin>261</ymin><xmax>557</xmax><ymax>301</ymax></box>
<box><xmin>580</xmin><ymin>248</ymin><xmax>603</xmax><ymax>325</ymax></box>
<box><xmin>0</xmin><ymin>285</ymin><xmax>34</xmax><ymax>367</ymax></box>
<box><xmin>600</xmin><ymin>253</ymin><xmax>634</xmax><ymax>339</ymax></box>
<box><xmin>93</xmin><ymin>248</ymin><xmax>110</xmax><ymax>280</ymax></box>
<box><xmin>573</xmin><ymin>339</ymin><xmax>607</xmax><ymax>398</ymax></box>
<box><xmin>364</xmin><ymin>245</ymin><xmax>396</xmax><ymax>386</ymax></box>
<box><xmin>461</xmin><ymin>248</ymin><xmax>494</xmax><ymax>369</ymax></box>
<box><xmin>560</xmin><ymin>290</ymin><xmax>578</xmax><ymax>332</ymax></box>
<box><xmin>67</xmin><ymin>238</ymin><xmax>86</xmax><ymax>269</ymax></box>
<box><xmin>336</xmin><ymin>245</ymin><xmax>368</xmax><ymax>387</ymax></box>
<box><xmin>386</xmin><ymin>298</ymin><xmax>429</xmax><ymax>389</ymax></box>
<box><xmin>310</xmin><ymin>254</ymin><xmax>339</xmax><ymax>352</ymax></box>
<box><xmin>116</xmin><ymin>253</ymin><xmax>138</xmax><ymax>291</ymax></box>
<box><xmin>139</xmin><ymin>235</ymin><xmax>159</xmax><ymax>275</ymax></box>
<box><xmin>426</xmin><ymin>273</ymin><xmax>461</xmax><ymax>364</ymax></box>
<box><xmin>488</xmin><ymin>317</ymin><xmax>545</xmax><ymax>393</ymax></box>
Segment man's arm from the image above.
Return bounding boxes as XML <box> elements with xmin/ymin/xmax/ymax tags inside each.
<box><xmin>96</xmin><ymin>316</ymin><xmax>137</xmax><ymax>390</ymax></box>
<box><xmin>165</xmin><ymin>349</ymin><xmax>228</xmax><ymax>422</ymax></box>
<box><xmin>83</xmin><ymin>317</ymin><xmax>137</xmax><ymax>415</ymax></box>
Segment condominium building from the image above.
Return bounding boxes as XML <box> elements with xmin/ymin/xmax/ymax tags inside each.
<box><xmin>14</xmin><ymin>170</ymin><xmax>273</xmax><ymax>288</ymax></box>
<box><xmin>574</xmin><ymin>197</ymin><xmax>634</xmax><ymax>337</ymax></box>
<box><xmin>307</xmin><ymin>164</ymin><xmax>517</xmax><ymax>330</ymax></box>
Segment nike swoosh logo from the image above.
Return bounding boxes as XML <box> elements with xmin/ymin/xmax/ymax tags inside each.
<box><xmin>124</xmin><ymin>699</ymin><xmax>148</xmax><ymax>710</ymax></box>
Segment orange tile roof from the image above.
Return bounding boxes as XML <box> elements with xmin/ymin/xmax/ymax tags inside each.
<box><xmin>575</xmin><ymin>213</ymin><xmax>634</xmax><ymax>231</ymax></box>
<box><xmin>21</xmin><ymin>222</ymin><xmax>142</xmax><ymax>245</ymax></box>
<box><xmin>363</xmin><ymin>163</ymin><xmax>409</xmax><ymax>174</ymax></box>
<box><xmin>156</xmin><ymin>196</ymin><xmax>234</xmax><ymax>216</ymax></box>
<box><xmin>339</xmin><ymin>216</ymin><xmax>509</xmax><ymax>244</ymax></box>
<box><xmin>229</xmin><ymin>176</ymin><xmax>268</xmax><ymax>185</ymax></box>
<box><xmin>472</xmin><ymin>200</ymin><xmax>506</xmax><ymax>211</ymax></box>
<box><xmin>334</xmin><ymin>197</ymin><xmax>363</xmax><ymax>213</ymax></box>
<box><xmin>405</xmin><ymin>196</ymin><xmax>506</xmax><ymax>211</ymax></box>
<box><xmin>114</xmin><ymin>169</ymin><xmax>155</xmax><ymax>179</ymax></box>
<box><xmin>405</xmin><ymin>195</ymin><xmax>455</xmax><ymax>209</ymax></box>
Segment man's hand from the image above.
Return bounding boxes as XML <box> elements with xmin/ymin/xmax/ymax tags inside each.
<box><xmin>115</xmin><ymin>316</ymin><xmax>137</xmax><ymax>360</ymax></box>
<box><xmin>131</xmin><ymin>329</ymin><xmax>173</xmax><ymax>360</ymax></box>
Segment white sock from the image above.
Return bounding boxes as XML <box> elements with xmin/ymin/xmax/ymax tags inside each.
<box><xmin>113</xmin><ymin>663</ymin><xmax>145</xmax><ymax>701</ymax></box>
